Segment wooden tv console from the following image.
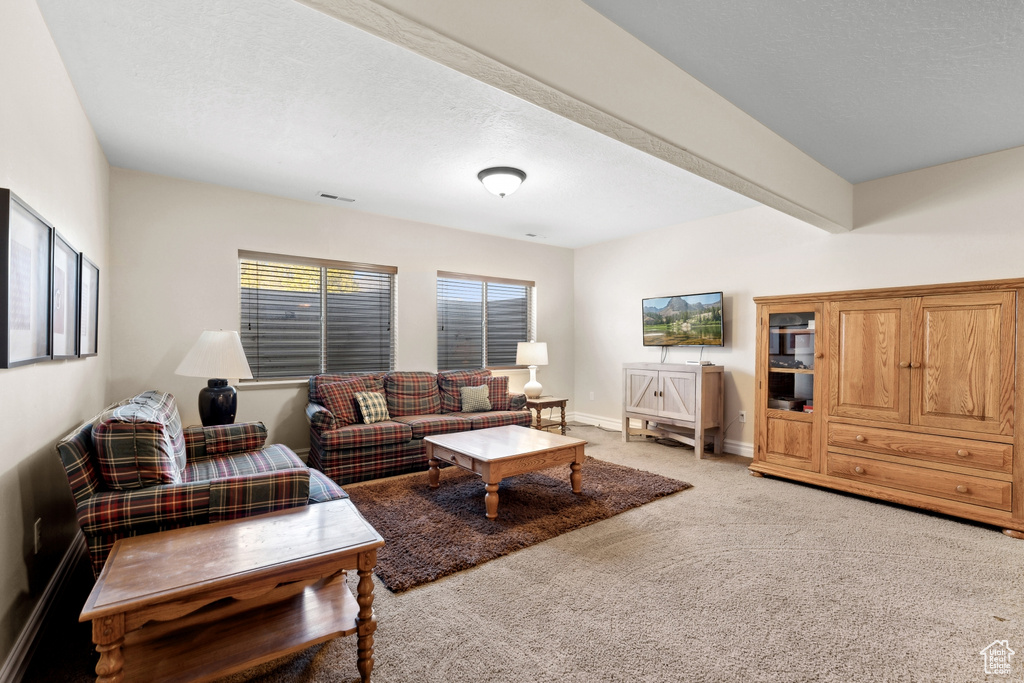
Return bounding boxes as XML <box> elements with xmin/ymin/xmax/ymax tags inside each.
<box><xmin>751</xmin><ymin>277</ymin><xmax>1024</xmax><ymax>537</ymax></box>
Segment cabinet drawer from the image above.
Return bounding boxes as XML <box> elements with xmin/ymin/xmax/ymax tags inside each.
<box><xmin>828</xmin><ymin>423</ymin><xmax>1011</xmax><ymax>474</ymax></box>
<box><xmin>827</xmin><ymin>452</ymin><xmax>1012</xmax><ymax>511</ymax></box>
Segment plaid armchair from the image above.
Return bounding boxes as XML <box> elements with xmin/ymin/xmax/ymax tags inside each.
<box><xmin>57</xmin><ymin>391</ymin><xmax>347</xmax><ymax>576</ymax></box>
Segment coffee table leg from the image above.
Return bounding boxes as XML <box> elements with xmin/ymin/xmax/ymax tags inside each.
<box><xmin>92</xmin><ymin>614</ymin><xmax>125</xmax><ymax>683</ymax></box>
<box><xmin>356</xmin><ymin>551</ymin><xmax>378</xmax><ymax>683</ymax></box>
<box><xmin>484</xmin><ymin>482</ymin><xmax>499</xmax><ymax>519</ymax></box>
<box><xmin>570</xmin><ymin>461</ymin><xmax>582</xmax><ymax>494</ymax></box>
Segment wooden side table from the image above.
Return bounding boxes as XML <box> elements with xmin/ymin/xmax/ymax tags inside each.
<box><xmin>525</xmin><ymin>396</ymin><xmax>568</xmax><ymax>435</ymax></box>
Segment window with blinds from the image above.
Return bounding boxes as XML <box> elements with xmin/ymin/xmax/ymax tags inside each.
<box><xmin>240</xmin><ymin>252</ymin><xmax>395</xmax><ymax>379</ymax></box>
<box><xmin>437</xmin><ymin>272</ymin><xmax>533</xmax><ymax>371</ymax></box>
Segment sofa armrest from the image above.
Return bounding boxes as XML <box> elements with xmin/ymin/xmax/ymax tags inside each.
<box><xmin>184</xmin><ymin>422</ymin><xmax>268</xmax><ymax>463</ymax></box>
<box><xmin>77</xmin><ymin>481</ymin><xmax>212</xmax><ymax>535</ymax></box>
<box><xmin>509</xmin><ymin>393</ymin><xmax>527</xmax><ymax>411</ymax></box>
<box><xmin>209</xmin><ymin>468</ymin><xmax>311</xmax><ymax>522</ymax></box>
<box><xmin>306</xmin><ymin>402</ymin><xmax>337</xmax><ymax>432</ymax></box>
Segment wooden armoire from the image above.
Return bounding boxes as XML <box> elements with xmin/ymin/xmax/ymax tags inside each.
<box><xmin>751</xmin><ymin>278</ymin><xmax>1024</xmax><ymax>537</ymax></box>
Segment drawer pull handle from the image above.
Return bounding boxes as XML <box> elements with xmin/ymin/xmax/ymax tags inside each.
<box><xmin>910</xmin><ymin>361</ymin><xmax>922</xmax><ymax>368</ymax></box>
<box><xmin>956</xmin><ymin>485</ymin><xmax>968</xmax><ymax>494</ymax></box>
<box><xmin>854</xmin><ymin>466</ymin><xmax>865</xmax><ymax>474</ymax></box>
<box><xmin>956</xmin><ymin>449</ymin><xmax>970</xmax><ymax>458</ymax></box>
<box><xmin>855</xmin><ymin>435</ymin><xmax>865</xmax><ymax>442</ymax></box>
<box><xmin>898</xmin><ymin>361</ymin><xmax>910</xmax><ymax>368</ymax></box>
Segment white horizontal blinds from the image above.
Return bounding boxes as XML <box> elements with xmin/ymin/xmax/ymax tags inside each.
<box><xmin>486</xmin><ymin>281</ymin><xmax>530</xmax><ymax>366</ymax></box>
<box><xmin>324</xmin><ymin>268</ymin><xmax>393</xmax><ymax>373</ymax></box>
<box><xmin>437</xmin><ymin>277</ymin><xmax>484</xmax><ymax>370</ymax></box>
<box><xmin>240</xmin><ymin>252</ymin><xmax>396</xmax><ymax>379</ymax></box>
<box><xmin>240</xmin><ymin>259</ymin><xmax>322</xmax><ymax>378</ymax></box>
<box><xmin>437</xmin><ymin>272</ymin><xmax>534</xmax><ymax>371</ymax></box>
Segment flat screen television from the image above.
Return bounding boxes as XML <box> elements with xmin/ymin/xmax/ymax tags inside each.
<box><xmin>642</xmin><ymin>291</ymin><xmax>724</xmax><ymax>346</ymax></box>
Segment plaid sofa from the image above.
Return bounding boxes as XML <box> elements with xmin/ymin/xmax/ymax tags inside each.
<box><xmin>307</xmin><ymin>370</ymin><xmax>530</xmax><ymax>485</ymax></box>
<box><xmin>57</xmin><ymin>390</ymin><xmax>347</xmax><ymax>576</ymax></box>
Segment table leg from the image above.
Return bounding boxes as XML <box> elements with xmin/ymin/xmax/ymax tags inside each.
<box><xmin>560</xmin><ymin>404</ymin><xmax>567</xmax><ymax>435</ymax></box>
<box><xmin>356</xmin><ymin>551</ymin><xmax>378</xmax><ymax>683</ymax></box>
<box><xmin>569</xmin><ymin>460</ymin><xmax>582</xmax><ymax>493</ymax></box>
<box><xmin>427</xmin><ymin>444</ymin><xmax>440</xmax><ymax>488</ymax></box>
<box><xmin>92</xmin><ymin>614</ymin><xmax>125</xmax><ymax>683</ymax></box>
<box><xmin>694</xmin><ymin>424</ymin><xmax>705</xmax><ymax>459</ymax></box>
<box><xmin>484</xmin><ymin>482</ymin><xmax>500</xmax><ymax>519</ymax></box>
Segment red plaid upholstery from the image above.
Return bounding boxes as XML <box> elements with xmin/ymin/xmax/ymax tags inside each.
<box><xmin>459</xmin><ymin>410</ymin><xmax>533</xmax><ymax>430</ymax></box>
<box><xmin>392</xmin><ymin>414</ymin><xmax>474</xmax><ymax>438</ymax></box>
<box><xmin>183</xmin><ymin>444</ymin><xmax>305</xmax><ymax>482</ymax></box>
<box><xmin>384</xmin><ymin>372</ymin><xmax>442</xmax><ymax>417</ymax></box>
<box><xmin>184</xmin><ymin>422</ymin><xmax>269</xmax><ymax>463</ymax></box>
<box><xmin>306</xmin><ymin>402</ymin><xmax>336</xmax><ymax>432</ymax></box>
<box><xmin>77</xmin><ymin>482</ymin><xmax>211</xmax><ymax>536</ymax></box>
<box><xmin>56</xmin><ymin>426</ymin><xmax>103</xmax><ymax>505</ymax></box>
<box><xmin>319</xmin><ymin>421</ymin><xmax>412</xmax><ymax>450</ymax></box>
<box><xmin>437</xmin><ymin>369</ymin><xmax>491</xmax><ymax>412</ymax></box>
<box><xmin>209</xmin><ymin>469</ymin><xmax>310</xmax><ymax>522</ymax></box>
<box><xmin>481</xmin><ymin>375</ymin><xmax>511</xmax><ymax>410</ymax></box>
<box><xmin>320</xmin><ymin>378</ymin><xmax>372</xmax><ymax>426</ymax></box>
<box><xmin>311</xmin><ymin>439</ymin><xmax>428</xmax><ymax>485</ymax></box>
<box><xmin>309</xmin><ymin>372</ymin><xmax>385</xmax><ymax>403</ymax></box>
<box><xmin>309</xmin><ymin>470</ymin><xmax>347</xmax><ymax>502</ymax></box>
<box><xmin>92</xmin><ymin>391</ymin><xmax>185</xmax><ymax>490</ymax></box>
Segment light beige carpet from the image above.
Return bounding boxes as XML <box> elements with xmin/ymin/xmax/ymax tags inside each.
<box><xmin>224</xmin><ymin>424</ymin><xmax>1022</xmax><ymax>681</ymax></box>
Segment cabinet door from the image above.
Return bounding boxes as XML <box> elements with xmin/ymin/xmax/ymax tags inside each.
<box><xmin>828</xmin><ymin>298</ymin><xmax>911</xmax><ymax>423</ymax></box>
<box><xmin>660</xmin><ymin>371</ymin><xmax>697</xmax><ymax>422</ymax></box>
<box><xmin>911</xmin><ymin>292</ymin><xmax>1015</xmax><ymax>435</ymax></box>
<box><xmin>624</xmin><ymin>369</ymin><xmax>659</xmax><ymax>417</ymax></box>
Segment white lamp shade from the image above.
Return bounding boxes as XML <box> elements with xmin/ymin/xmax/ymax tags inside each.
<box><xmin>478</xmin><ymin>167</ymin><xmax>526</xmax><ymax>198</ymax></box>
<box><xmin>175</xmin><ymin>330</ymin><xmax>253</xmax><ymax>380</ymax></box>
<box><xmin>516</xmin><ymin>341</ymin><xmax>548</xmax><ymax>366</ymax></box>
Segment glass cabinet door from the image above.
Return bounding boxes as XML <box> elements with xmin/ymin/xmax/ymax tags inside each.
<box><xmin>767</xmin><ymin>311</ymin><xmax>816</xmax><ymax>414</ymax></box>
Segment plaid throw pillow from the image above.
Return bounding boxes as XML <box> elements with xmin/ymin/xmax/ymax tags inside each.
<box><xmin>459</xmin><ymin>384</ymin><xmax>492</xmax><ymax>412</ymax></box>
<box><xmin>355</xmin><ymin>391</ymin><xmax>391</xmax><ymax>424</ymax></box>
<box><xmin>320</xmin><ymin>378</ymin><xmax>371</xmax><ymax>426</ymax></box>
<box><xmin>483</xmin><ymin>375</ymin><xmax>510</xmax><ymax>411</ymax></box>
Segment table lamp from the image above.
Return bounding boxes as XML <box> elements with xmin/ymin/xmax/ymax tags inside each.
<box><xmin>175</xmin><ymin>330</ymin><xmax>253</xmax><ymax>426</ymax></box>
<box><xmin>516</xmin><ymin>341</ymin><xmax>548</xmax><ymax>398</ymax></box>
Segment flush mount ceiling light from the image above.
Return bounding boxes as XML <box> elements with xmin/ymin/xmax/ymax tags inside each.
<box><xmin>478</xmin><ymin>167</ymin><xmax>526</xmax><ymax>198</ymax></box>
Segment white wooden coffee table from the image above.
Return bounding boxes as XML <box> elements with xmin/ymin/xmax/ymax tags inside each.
<box><xmin>425</xmin><ymin>425</ymin><xmax>588</xmax><ymax>519</ymax></box>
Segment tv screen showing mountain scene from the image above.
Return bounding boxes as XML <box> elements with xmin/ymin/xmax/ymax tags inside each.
<box><xmin>642</xmin><ymin>292</ymin><xmax>724</xmax><ymax>346</ymax></box>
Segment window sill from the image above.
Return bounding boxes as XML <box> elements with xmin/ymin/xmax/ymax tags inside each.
<box><xmin>237</xmin><ymin>378</ymin><xmax>308</xmax><ymax>391</ymax></box>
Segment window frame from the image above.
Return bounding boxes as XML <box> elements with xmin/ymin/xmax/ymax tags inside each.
<box><xmin>239</xmin><ymin>250</ymin><xmax>397</xmax><ymax>380</ymax></box>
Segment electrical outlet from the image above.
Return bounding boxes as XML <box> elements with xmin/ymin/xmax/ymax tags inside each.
<box><xmin>589</xmin><ymin>391</ymin><xmax>595</xmax><ymax>400</ymax></box>
<box><xmin>34</xmin><ymin>518</ymin><xmax>42</xmax><ymax>554</ymax></box>
<box><xmin>738</xmin><ymin>411</ymin><xmax>747</xmax><ymax>423</ymax></box>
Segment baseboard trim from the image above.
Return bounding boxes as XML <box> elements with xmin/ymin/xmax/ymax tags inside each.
<box><xmin>0</xmin><ymin>532</ymin><xmax>87</xmax><ymax>683</ymax></box>
<box><xmin>572</xmin><ymin>412</ymin><xmax>753</xmax><ymax>458</ymax></box>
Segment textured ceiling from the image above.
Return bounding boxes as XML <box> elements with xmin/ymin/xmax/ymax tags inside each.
<box><xmin>35</xmin><ymin>0</ymin><xmax>756</xmax><ymax>249</ymax></box>
<box><xmin>582</xmin><ymin>0</ymin><xmax>1024</xmax><ymax>183</ymax></box>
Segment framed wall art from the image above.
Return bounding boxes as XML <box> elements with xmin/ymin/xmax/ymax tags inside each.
<box><xmin>51</xmin><ymin>230</ymin><xmax>79</xmax><ymax>359</ymax></box>
<box><xmin>78</xmin><ymin>254</ymin><xmax>99</xmax><ymax>356</ymax></box>
<box><xmin>2</xmin><ymin>189</ymin><xmax>52</xmax><ymax>368</ymax></box>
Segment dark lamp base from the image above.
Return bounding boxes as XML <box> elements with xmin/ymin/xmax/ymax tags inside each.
<box><xmin>198</xmin><ymin>378</ymin><xmax>237</xmax><ymax>426</ymax></box>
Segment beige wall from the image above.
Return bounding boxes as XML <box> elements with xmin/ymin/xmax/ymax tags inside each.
<box><xmin>108</xmin><ymin>169</ymin><xmax>575</xmax><ymax>450</ymax></box>
<box><xmin>0</xmin><ymin>0</ymin><xmax>110</xmax><ymax>666</ymax></box>
<box><xmin>573</xmin><ymin>145</ymin><xmax>1024</xmax><ymax>454</ymax></box>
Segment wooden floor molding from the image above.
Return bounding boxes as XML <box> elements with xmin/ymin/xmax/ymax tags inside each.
<box><xmin>0</xmin><ymin>532</ymin><xmax>87</xmax><ymax>683</ymax></box>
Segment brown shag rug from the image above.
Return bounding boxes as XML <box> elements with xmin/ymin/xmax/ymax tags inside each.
<box><xmin>344</xmin><ymin>455</ymin><xmax>691</xmax><ymax>592</ymax></box>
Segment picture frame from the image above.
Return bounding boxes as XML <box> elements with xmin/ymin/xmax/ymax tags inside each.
<box><xmin>51</xmin><ymin>230</ymin><xmax>80</xmax><ymax>359</ymax></box>
<box><xmin>78</xmin><ymin>254</ymin><xmax>98</xmax><ymax>356</ymax></box>
<box><xmin>2</xmin><ymin>189</ymin><xmax>52</xmax><ymax>368</ymax></box>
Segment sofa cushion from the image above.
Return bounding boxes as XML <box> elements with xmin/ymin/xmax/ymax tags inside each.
<box><xmin>183</xmin><ymin>443</ymin><xmax>305</xmax><ymax>482</ymax></box>
<box><xmin>482</xmin><ymin>375</ymin><xmax>510</xmax><ymax>411</ymax></box>
<box><xmin>319</xmin><ymin>421</ymin><xmax>413</xmax><ymax>450</ymax></box>
<box><xmin>460</xmin><ymin>410</ymin><xmax>533</xmax><ymax>430</ymax></box>
<box><xmin>356</xmin><ymin>391</ymin><xmax>391</xmax><ymax>424</ymax></box>
<box><xmin>391</xmin><ymin>414</ymin><xmax>475</xmax><ymax>438</ymax></box>
<box><xmin>385</xmin><ymin>371</ymin><xmax>442</xmax><ymax>417</ymax></box>
<box><xmin>92</xmin><ymin>391</ymin><xmax>185</xmax><ymax>490</ymax></box>
<box><xmin>460</xmin><ymin>385</ymin><xmax>492</xmax><ymax>412</ymax></box>
<box><xmin>320</xmin><ymin>378</ymin><xmax>373</xmax><ymax>426</ymax></box>
<box><xmin>309</xmin><ymin>372</ymin><xmax>385</xmax><ymax>404</ymax></box>
<box><xmin>437</xmin><ymin>369</ymin><xmax>491</xmax><ymax>412</ymax></box>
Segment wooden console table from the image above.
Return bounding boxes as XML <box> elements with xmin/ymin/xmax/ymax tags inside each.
<box><xmin>80</xmin><ymin>499</ymin><xmax>384</xmax><ymax>683</ymax></box>
<box><xmin>525</xmin><ymin>396</ymin><xmax>568</xmax><ymax>435</ymax></box>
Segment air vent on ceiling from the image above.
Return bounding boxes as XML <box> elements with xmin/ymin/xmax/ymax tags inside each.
<box><xmin>525</xmin><ymin>233</ymin><xmax>547</xmax><ymax>239</ymax></box>
<box><xmin>318</xmin><ymin>192</ymin><xmax>355</xmax><ymax>202</ymax></box>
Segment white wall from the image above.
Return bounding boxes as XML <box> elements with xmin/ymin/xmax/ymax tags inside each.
<box><xmin>573</xmin><ymin>145</ymin><xmax>1024</xmax><ymax>454</ymax></box>
<box><xmin>0</xmin><ymin>0</ymin><xmax>110</xmax><ymax>666</ymax></box>
<box><xmin>108</xmin><ymin>169</ymin><xmax>574</xmax><ymax>450</ymax></box>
